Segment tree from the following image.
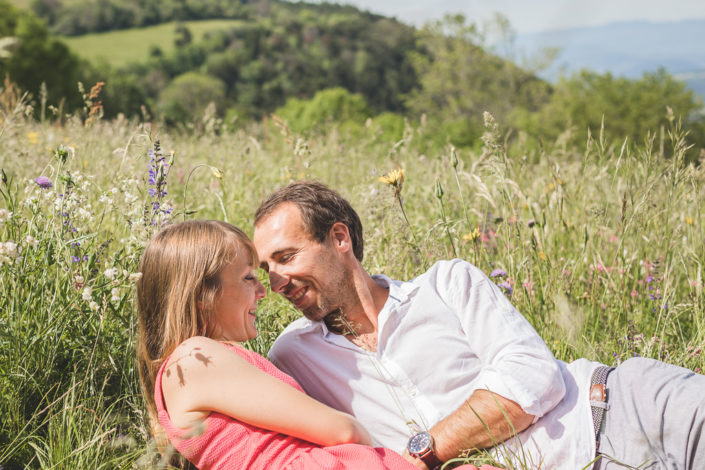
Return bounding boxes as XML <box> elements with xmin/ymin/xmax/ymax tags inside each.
<box><xmin>0</xmin><ymin>0</ymin><xmax>82</xmax><ymax>110</ymax></box>
<box><xmin>157</xmin><ymin>71</ymin><xmax>226</xmax><ymax>123</ymax></box>
<box><xmin>513</xmin><ymin>68</ymin><xmax>705</xmax><ymax>153</ymax></box>
<box><xmin>405</xmin><ymin>14</ymin><xmax>550</xmax><ymax>145</ymax></box>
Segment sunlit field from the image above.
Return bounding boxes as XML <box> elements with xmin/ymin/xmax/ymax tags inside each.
<box><xmin>1</xmin><ymin>92</ymin><xmax>704</xmax><ymax>468</ymax></box>
<box><xmin>62</xmin><ymin>19</ymin><xmax>245</xmax><ymax>67</ymax></box>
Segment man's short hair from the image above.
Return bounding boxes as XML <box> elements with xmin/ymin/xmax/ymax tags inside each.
<box><xmin>254</xmin><ymin>181</ymin><xmax>364</xmax><ymax>261</ymax></box>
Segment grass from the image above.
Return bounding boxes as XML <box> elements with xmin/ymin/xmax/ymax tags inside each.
<box><xmin>61</xmin><ymin>19</ymin><xmax>244</xmax><ymax>68</ymax></box>
<box><xmin>0</xmin><ymin>89</ymin><xmax>704</xmax><ymax>469</ymax></box>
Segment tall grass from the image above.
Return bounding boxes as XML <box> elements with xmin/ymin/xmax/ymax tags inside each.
<box><xmin>1</xmin><ymin>96</ymin><xmax>703</xmax><ymax>468</ymax></box>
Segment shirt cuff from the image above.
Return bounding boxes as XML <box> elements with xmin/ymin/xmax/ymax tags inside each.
<box><xmin>472</xmin><ymin>367</ymin><xmax>563</xmax><ymax>418</ymax></box>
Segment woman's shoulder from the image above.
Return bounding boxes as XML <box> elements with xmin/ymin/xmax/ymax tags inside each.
<box><xmin>166</xmin><ymin>336</ymin><xmax>255</xmax><ymax>371</ymax></box>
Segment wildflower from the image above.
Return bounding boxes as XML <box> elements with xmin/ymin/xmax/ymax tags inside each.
<box><xmin>0</xmin><ymin>241</ymin><xmax>19</xmax><ymax>263</ymax></box>
<box><xmin>0</xmin><ymin>208</ymin><xmax>11</xmax><ymax>223</ymax></box>
<box><xmin>462</xmin><ymin>228</ymin><xmax>481</xmax><ymax>243</ymax></box>
<box><xmin>24</xmin><ymin>235</ymin><xmax>38</xmax><ymax>248</ymax></box>
<box><xmin>211</xmin><ymin>167</ymin><xmax>223</xmax><ymax>179</ymax></box>
<box><xmin>523</xmin><ymin>279</ymin><xmax>534</xmax><ymax>292</ymax></box>
<box><xmin>104</xmin><ymin>267</ymin><xmax>119</xmax><ymax>280</ymax></box>
<box><xmin>498</xmin><ymin>282</ymin><xmax>513</xmax><ymax>295</ymax></box>
<box><xmin>34</xmin><ymin>176</ymin><xmax>52</xmax><ymax>189</ymax></box>
<box><xmin>490</xmin><ymin>268</ymin><xmax>507</xmax><ymax>278</ymax></box>
<box><xmin>89</xmin><ymin>301</ymin><xmax>100</xmax><ymax>311</ymax></box>
<box><xmin>111</xmin><ymin>288</ymin><xmax>120</xmax><ymax>302</ymax></box>
<box><xmin>82</xmin><ymin>286</ymin><xmax>92</xmax><ymax>301</ymax></box>
<box><xmin>54</xmin><ymin>145</ymin><xmax>69</xmax><ymax>164</ymax></box>
<box><xmin>378</xmin><ymin>168</ymin><xmax>404</xmax><ymax>193</ymax></box>
<box><xmin>630</xmin><ymin>289</ymin><xmax>638</xmax><ymax>298</ymax></box>
<box><xmin>685</xmin><ymin>216</ymin><xmax>694</xmax><ymax>226</ymax></box>
<box><xmin>527</xmin><ymin>219</ymin><xmax>536</xmax><ymax>228</ymax></box>
<box><xmin>538</xmin><ymin>251</ymin><xmax>547</xmax><ymax>261</ymax></box>
<box><xmin>129</xmin><ymin>272</ymin><xmax>143</xmax><ymax>282</ymax></box>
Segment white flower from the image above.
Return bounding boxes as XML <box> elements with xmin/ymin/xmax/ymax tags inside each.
<box><xmin>0</xmin><ymin>241</ymin><xmax>19</xmax><ymax>258</ymax></box>
<box><xmin>0</xmin><ymin>209</ymin><xmax>11</xmax><ymax>223</ymax></box>
<box><xmin>111</xmin><ymin>288</ymin><xmax>120</xmax><ymax>302</ymax></box>
<box><xmin>104</xmin><ymin>267</ymin><xmax>119</xmax><ymax>280</ymax></box>
<box><xmin>89</xmin><ymin>301</ymin><xmax>100</xmax><ymax>311</ymax></box>
<box><xmin>111</xmin><ymin>187</ymin><xmax>119</xmax><ymax>194</ymax></box>
<box><xmin>82</xmin><ymin>286</ymin><xmax>92</xmax><ymax>301</ymax></box>
<box><xmin>24</xmin><ymin>235</ymin><xmax>38</xmax><ymax>248</ymax></box>
<box><xmin>77</xmin><ymin>207</ymin><xmax>91</xmax><ymax>220</ymax></box>
<box><xmin>129</xmin><ymin>272</ymin><xmax>143</xmax><ymax>282</ymax></box>
<box><xmin>74</xmin><ymin>274</ymin><xmax>85</xmax><ymax>284</ymax></box>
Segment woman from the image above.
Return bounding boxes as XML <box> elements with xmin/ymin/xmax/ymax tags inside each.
<box><xmin>136</xmin><ymin>220</ymin><xmax>494</xmax><ymax>469</ymax></box>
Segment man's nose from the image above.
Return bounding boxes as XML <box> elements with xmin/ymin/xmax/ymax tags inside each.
<box><xmin>268</xmin><ymin>270</ymin><xmax>289</xmax><ymax>293</ymax></box>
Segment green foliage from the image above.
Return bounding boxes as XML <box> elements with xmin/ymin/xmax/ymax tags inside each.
<box><xmin>0</xmin><ymin>0</ymin><xmax>83</xmax><ymax>110</ymax></box>
<box><xmin>406</xmin><ymin>14</ymin><xmax>551</xmax><ymax>147</ymax></box>
<box><xmin>512</xmin><ymin>68</ymin><xmax>705</xmax><ymax>154</ymax></box>
<box><xmin>275</xmin><ymin>87</ymin><xmax>372</xmax><ymax>133</ymax></box>
<box><xmin>157</xmin><ymin>71</ymin><xmax>226</xmax><ymax>124</ymax></box>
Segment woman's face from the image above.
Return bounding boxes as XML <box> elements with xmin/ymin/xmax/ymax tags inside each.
<box><xmin>211</xmin><ymin>251</ymin><xmax>266</xmax><ymax>342</ymax></box>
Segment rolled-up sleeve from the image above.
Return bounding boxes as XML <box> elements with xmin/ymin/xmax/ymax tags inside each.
<box><xmin>438</xmin><ymin>259</ymin><xmax>565</xmax><ymax>418</ymax></box>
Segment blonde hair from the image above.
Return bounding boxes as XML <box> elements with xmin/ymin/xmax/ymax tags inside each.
<box><xmin>136</xmin><ymin>220</ymin><xmax>257</xmax><ymax>463</ymax></box>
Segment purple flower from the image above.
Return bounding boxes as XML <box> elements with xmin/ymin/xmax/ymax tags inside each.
<box><xmin>527</xmin><ymin>219</ymin><xmax>536</xmax><ymax>228</ymax></box>
<box><xmin>490</xmin><ymin>268</ymin><xmax>507</xmax><ymax>278</ymax></box>
<box><xmin>498</xmin><ymin>282</ymin><xmax>513</xmax><ymax>295</ymax></box>
<box><xmin>34</xmin><ymin>176</ymin><xmax>52</xmax><ymax>189</ymax></box>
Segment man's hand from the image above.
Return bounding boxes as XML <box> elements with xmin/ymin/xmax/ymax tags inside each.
<box><xmin>431</xmin><ymin>389</ymin><xmax>534</xmax><ymax>462</ymax></box>
<box><xmin>402</xmin><ymin>448</ymin><xmax>429</xmax><ymax>470</ymax></box>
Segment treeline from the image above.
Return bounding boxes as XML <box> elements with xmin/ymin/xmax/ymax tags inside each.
<box><xmin>2</xmin><ymin>0</ymin><xmax>704</xmax><ymax>157</ymax></box>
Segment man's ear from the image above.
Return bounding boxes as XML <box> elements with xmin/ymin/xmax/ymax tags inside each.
<box><xmin>329</xmin><ymin>222</ymin><xmax>352</xmax><ymax>254</ymax></box>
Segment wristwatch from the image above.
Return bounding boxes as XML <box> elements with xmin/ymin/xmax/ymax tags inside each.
<box><xmin>407</xmin><ymin>431</ymin><xmax>443</xmax><ymax>470</ymax></box>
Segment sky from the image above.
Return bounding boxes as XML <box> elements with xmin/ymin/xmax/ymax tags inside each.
<box><xmin>319</xmin><ymin>0</ymin><xmax>705</xmax><ymax>33</ymax></box>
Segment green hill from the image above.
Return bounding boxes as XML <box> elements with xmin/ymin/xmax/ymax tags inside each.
<box><xmin>63</xmin><ymin>19</ymin><xmax>243</xmax><ymax>67</ymax></box>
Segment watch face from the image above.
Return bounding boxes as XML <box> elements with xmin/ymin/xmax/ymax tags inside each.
<box><xmin>408</xmin><ymin>431</ymin><xmax>432</xmax><ymax>454</ymax></box>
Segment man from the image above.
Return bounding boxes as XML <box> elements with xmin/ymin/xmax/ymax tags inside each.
<box><xmin>252</xmin><ymin>181</ymin><xmax>705</xmax><ymax>470</ymax></box>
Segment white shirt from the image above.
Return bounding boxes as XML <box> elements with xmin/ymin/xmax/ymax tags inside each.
<box><xmin>269</xmin><ymin>259</ymin><xmax>600</xmax><ymax>469</ymax></box>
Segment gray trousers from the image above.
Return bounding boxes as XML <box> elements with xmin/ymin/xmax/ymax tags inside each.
<box><xmin>594</xmin><ymin>357</ymin><xmax>705</xmax><ymax>469</ymax></box>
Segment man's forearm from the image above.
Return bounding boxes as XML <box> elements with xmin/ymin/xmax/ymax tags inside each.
<box><xmin>430</xmin><ymin>389</ymin><xmax>534</xmax><ymax>462</ymax></box>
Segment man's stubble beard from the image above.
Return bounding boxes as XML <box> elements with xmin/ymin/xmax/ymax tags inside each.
<box><xmin>301</xmin><ymin>264</ymin><xmax>357</xmax><ymax>322</ymax></box>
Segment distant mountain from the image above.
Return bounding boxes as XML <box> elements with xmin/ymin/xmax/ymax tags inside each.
<box><xmin>516</xmin><ymin>19</ymin><xmax>705</xmax><ymax>101</ymax></box>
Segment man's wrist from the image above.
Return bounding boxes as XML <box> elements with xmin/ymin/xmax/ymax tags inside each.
<box><xmin>407</xmin><ymin>431</ymin><xmax>444</xmax><ymax>470</ymax></box>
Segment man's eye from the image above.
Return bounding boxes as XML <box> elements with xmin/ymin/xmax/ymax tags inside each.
<box><xmin>280</xmin><ymin>253</ymin><xmax>293</xmax><ymax>263</ymax></box>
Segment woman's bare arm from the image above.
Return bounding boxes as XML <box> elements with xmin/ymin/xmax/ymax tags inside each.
<box><xmin>161</xmin><ymin>336</ymin><xmax>372</xmax><ymax>447</ymax></box>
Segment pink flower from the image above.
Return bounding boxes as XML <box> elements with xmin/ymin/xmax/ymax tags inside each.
<box><xmin>630</xmin><ymin>289</ymin><xmax>638</xmax><ymax>298</ymax></box>
<box><xmin>34</xmin><ymin>176</ymin><xmax>52</xmax><ymax>189</ymax></box>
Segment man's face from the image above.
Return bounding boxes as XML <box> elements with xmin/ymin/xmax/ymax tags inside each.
<box><xmin>253</xmin><ymin>203</ymin><xmax>353</xmax><ymax>321</ymax></box>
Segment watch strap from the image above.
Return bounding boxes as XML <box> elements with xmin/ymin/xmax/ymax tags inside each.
<box><xmin>417</xmin><ymin>448</ymin><xmax>443</xmax><ymax>470</ymax></box>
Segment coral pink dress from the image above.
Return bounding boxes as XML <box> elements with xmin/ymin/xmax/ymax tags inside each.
<box><xmin>155</xmin><ymin>343</ymin><xmax>416</xmax><ymax>469</ymax></box>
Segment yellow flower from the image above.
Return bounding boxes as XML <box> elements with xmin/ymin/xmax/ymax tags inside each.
<box><xmin>462</xmin><ymin>227</ymin><xmax>481</xmax><ymax>242</ymax></box>
<box><xmin>26</xmin><ymin>132</ymin><xmax>39</xmax><ymax>144</ymax></box>
<box><xmin>210</xmin><ymin>167</ymin><xmax>223</xmax><ymax>179</ymax></box>
<box><xmin>685</xmin><ymin>216</ymin><xmax>694</xmax><ymax>226</ymax></box>
<box><xmin>378</xmin><ymin>168</ymin><xmax>404</xmax><ymax>187</ymax></box>
<box><xmin>538</xmin><ymin>251</ymin><xmax>547</xmax><ymax>261</ymax></box>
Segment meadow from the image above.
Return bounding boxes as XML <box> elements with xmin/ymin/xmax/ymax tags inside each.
<box><xmin>62</xmin><ymin>19</ymin><xmax>244</xmax><ymax>67</ymax></box>
<box><xmin>0</xmin><ymin>89</ymin><xmax>704</xmax><ymax>468</ymax></box>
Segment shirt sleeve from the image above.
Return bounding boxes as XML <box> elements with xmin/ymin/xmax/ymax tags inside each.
<box><xmin>435</xmin><ymin>259</ymin><xmax>565</xmax><ymax>418</ymax></box>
